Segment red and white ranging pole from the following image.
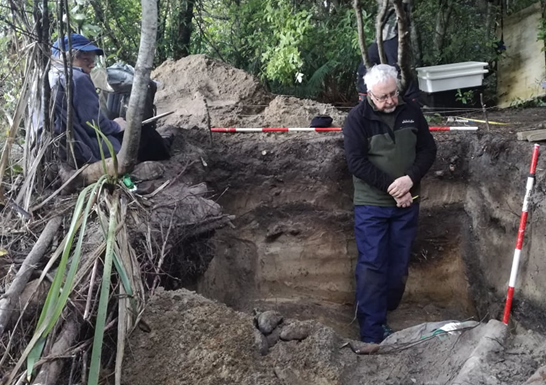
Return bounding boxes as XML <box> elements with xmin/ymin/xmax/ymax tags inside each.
<box><xmin>502</xmin><ymin>143</ymin><xmax>540</xmax><ymax>325</ymax></box>
<box><xmin>211</xmin><ymin>127</ymin><xmax>343</xmax><ymax>132</ymax></box>
<box><xmin>210</xmin><ymin>126</ymin><xmax>478</xmax><ymax>133</ymax></box>
<box><xmin>428</xmin><ymin>126</ymin><xmax>479</xmax><ymax>131</ymax></box>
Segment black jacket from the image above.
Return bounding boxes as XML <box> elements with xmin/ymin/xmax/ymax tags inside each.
<box><xmin>343</xmin><ymin>98</ymin><xmax>437</xmax><ymax>206</ymax></box>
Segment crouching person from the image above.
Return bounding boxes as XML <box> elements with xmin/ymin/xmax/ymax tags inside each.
<box><xmin>50</xmin><ymin>33</ymin><xmax>126</xmax><ymax>166</ymax></box>
<box><xmin>50</xmin><ymin>33</ymin><xmax>171</xmax><ymax>168</ymax></box>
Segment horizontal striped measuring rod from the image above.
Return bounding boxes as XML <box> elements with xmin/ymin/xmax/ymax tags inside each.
<box><xmin>447</xmin><ymin>117</ymin><xmax>509</xmax><ymax>125</ymax></box>
<box><xmin>211</xmin><ymin>127</ymin><xmax>478</xmax><ymax>132</ymax></box>
<box><xmin>429</xmin><ymin>127</ymin><xmax>479</xmax><ymax>131</ymax></box>
<box><xmin>212</xmin><ymin>127</ymin><xmax>342</xmax><ymax>132</ymax></box>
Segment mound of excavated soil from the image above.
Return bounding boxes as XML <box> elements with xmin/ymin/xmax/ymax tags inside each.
<box><xmin>262</xmin><ymin>95</ymin><xmax>347</xmax><ymax>128</ymax></box>
<box><xmin>123</xmin><ymin>289</ymin><xmax>546</xmax><ymax>385</ymax></box>
<box><xmin>152</xmin><ymin>55</ymin><xmax>271</xmax><ymax>128</ymax></box>
<box><xmin>152</xmin><ymin>55</ymin><xmax>347</xmax><ymax>130</ymax></box>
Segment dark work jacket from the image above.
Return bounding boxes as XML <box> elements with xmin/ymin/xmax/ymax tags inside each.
<box><xmin>52</xmin><ymin>67</ymin><xmax>122</xmax><ymax>166</ymax></box>
<box><xmin>343</xmin><ymin>98</ymin><xmax>437</xmax><ymax>206</ymax></box>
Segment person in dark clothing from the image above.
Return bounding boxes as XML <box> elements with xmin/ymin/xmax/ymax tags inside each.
<box><xmin>356</xmin><ymin>40</ymin><xmax>421</xmax><ymax>103</ymax></box>
<box><xmin>50</xmin><ymin>34</ymin><xmax>170</xmax><ymax>167</ymax></box>
<box><xmin>50</xmin><ymin>34</ymin><xmax>125</xmax><ymax>165</ymax></box>
<box><xmin>343</xmin><ymin>64</ymin><xmax>436</xmax><ymax>351</ymax></box>
<box><xmin>356</xmin><ymin>0</ymin><xmax>420</xmax><ymax>103</ymax></box>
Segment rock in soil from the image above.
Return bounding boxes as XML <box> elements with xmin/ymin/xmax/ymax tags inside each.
<box><xmin>279</xmin><ymin>321</ymin><xmax>311</xmax><ymax>341</ymax></box>
<box><xmin>256</xmin><ymin>310</ymin><xmax>283</xmax><ymax>335</ymax></box>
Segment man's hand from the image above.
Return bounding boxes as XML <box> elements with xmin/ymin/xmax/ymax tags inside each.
<box><xmin>388</xmin><ymin>175</ymin><xmax>413</xmax><ymax>198</ymax></box>
<box><xmin>394</xmin><ymin>192</ymin><xmax>413</xmax><ymax>208</ymax></box>
<box><xmin>114</xmin><ymin>117</ymin><xmax>127</xmax><ymax>132</ymax></box>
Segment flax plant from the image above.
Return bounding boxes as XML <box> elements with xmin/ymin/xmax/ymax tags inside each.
<box><xmin>15</xmin><ymin>126</ymin><xmax>134</xmax><ymax>384</ymax></box>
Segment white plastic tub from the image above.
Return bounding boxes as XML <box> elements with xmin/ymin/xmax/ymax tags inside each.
<box><xmin>416</xmin><ymin>62</ymin><xmax>489</xmax><ymax>93</ymax></box>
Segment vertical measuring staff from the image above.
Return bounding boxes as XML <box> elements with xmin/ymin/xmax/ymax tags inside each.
<box><xmin>502</xmin><ymin>144</ymin><xmax>540</xmax><ymax>325</ymax></box>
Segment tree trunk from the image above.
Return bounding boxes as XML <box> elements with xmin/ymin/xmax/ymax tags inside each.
<box><xmin>36</xmin><ymin>0</ymin><xmax>51</xmax><ymax>136</ymax></box>
<box><xmin>173</xmin><ymin>0</ymin><xmax>195</xmax><ymax>59</ymax></box>
<box><xmin>433</xmin><ymin>0</ymin><xmax>453</xmax><ymax>60</ymax></box>
<box><xmin>353</xmin><ymin>0</ymin><xmax>371</xmax><ymax>68</ymax></box>
<box><xmin>393</xmin><ymin>0</ymin><xmax>411</xmax><ymax>90</ymax></box>
<box><xmin>79</xmin><ymin>0</ymin><xmax>158</xmax><ymax>184</ymax></box>
<box><xmin>375</xmin><ymin>0</ymin><xmax>390</xmax><ymax>64</ymax></box>
<box><xmin>409</xmin><ymin>0</ymin><xmax>422</xmax><ymax>66</ymax></box>
<box><xmin>58</xmin><ymin>0</ymin><xmax>77</xmax><ymax>168</ymax></box>
<box><xmin>484</xmin><ymin>0</ymin><xmax>492</xmax><ymax>44</ymax></box>
<box><xmin>117</xmin><ymin>0</ymin><xmax>158</xmax><ymax>172</ymax></box>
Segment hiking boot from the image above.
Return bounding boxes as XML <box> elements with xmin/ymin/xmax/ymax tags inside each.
<box><xmin>353</xmin><ymin>342</ymin><xmax>380</xmax><ymax>355</ymax></box>
<box><xmin>162</xmin><ymin>133</ymin><xmax>175</xmax><ymax>150</ymax></box>
<box><xmin>382</xmin><ymin>324</ymin><xmax>394</xmax><ymax>339</ymax></box>
<box><xmin>130</xmin><ymin>161</ymin><xmax>165</xmax><ymax>182</ymax></box>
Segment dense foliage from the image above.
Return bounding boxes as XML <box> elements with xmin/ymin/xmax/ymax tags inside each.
<box><xmin>0</xmin><ymin>0</ymin><xmax>545</xmax><ymax>114</ymax></box>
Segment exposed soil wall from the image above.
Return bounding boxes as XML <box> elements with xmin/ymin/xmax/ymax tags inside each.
<box><xmin>165</xmin><ymin>121</ymin><xmax>546</xmax><ymax>335</ymax></box>
<box><xmin>160</xmin><ymin>127</ymin><xmax>481</xmax><ymax>338</ymax></box>
<box><xmin>464</xmin><ymin>136</ymin><xmax>546</xmax><ymax>328</ymax></box>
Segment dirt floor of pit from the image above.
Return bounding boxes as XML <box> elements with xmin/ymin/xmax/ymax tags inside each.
<box><xmin>121</xmin><ymin>55</ymin><xmax>546</xmax><ymax>384</ymax></box>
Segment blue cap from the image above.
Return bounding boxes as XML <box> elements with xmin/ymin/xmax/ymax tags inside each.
<box><xmin>52</xmin><ymin>33</ymin><xmax>104</xmax><ymax>57</ymax></box>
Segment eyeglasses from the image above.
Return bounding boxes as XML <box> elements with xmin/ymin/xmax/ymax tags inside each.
<box><xmin>75</xmin><ymin>53</ymin><xmax>97</xmax><ymax>66</ymax></box>
<box><xmin>370</xmin><ymin>89</ymin><xmax>399</xmax><ymax>102</ymax></box>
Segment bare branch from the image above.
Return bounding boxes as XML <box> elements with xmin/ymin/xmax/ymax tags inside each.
<box><xmin>353</xmin><ymin>0</ymin><xmax>371</xmax><ymax>68</ymax></box>
<box><xmin>375</xmin><ymin>0</ymin><xmax>389</xmax><ymax>64</ymax></box>
<box><xmin>0</xmin><ymin>217</ymin><xmax>61</xmax><ymax>337</ymax></box>
<box><xmin>393</xmin><ymin>0</ymin><xmax>411</xmax><ymax>90</ymax></box>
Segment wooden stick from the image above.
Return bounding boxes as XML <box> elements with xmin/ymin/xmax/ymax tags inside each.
<box><xmin>32</xmin><ymin>315</ymin><xmax>80</xmax><ymax>385</ymax></box>
<box><xmin>141</xmin><ymin>110</ymin><xmax>175</xmax><ymax>125</ymax></box>
<box><xmin>30</xmin><ymin>164</ymin><xmax>89</xmax><ymax>212</ymax></box>
<box><xmin>83</xmin><ymin>259</ymin><xmax>99</xmax><ymax>321</ymax></box>
<box><xmin>480</xmin><ymin>93</ymin><xmax>490</xmax><ymax>132</ymax></box>
<box><xmin>201</xmin><ymin>94</ymin><xmax>213</xmax><ymax>147</ymax></box>
<box><xmin>0</xmin><ymin>216</ymin><xmax>61</xmax><ymax>337</ymax></box>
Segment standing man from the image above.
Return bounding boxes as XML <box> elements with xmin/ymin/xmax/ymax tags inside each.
<box><xmin>343</xmin><ymin>64</ymin><xmax>436</xmax><ymax>350</ymax></box>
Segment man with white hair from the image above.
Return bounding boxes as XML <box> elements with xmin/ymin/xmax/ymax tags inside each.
<box><xmin>343</xmin><ymin>64</ymin><xmax>437</xmax><ymax>351</ymax></box>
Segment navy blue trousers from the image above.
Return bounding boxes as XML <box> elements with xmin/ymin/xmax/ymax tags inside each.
<box><xmin>354</xmin><ymin>204</ymin><xmax>419</xmax><ymax>343</ymax></box>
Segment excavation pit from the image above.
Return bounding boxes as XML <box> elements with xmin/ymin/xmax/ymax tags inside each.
<box><xmin>122</xmin><ymin>57</ymin><xmax>546</xmax><ymax>384</ymax></box>
<box><xmin>124</xmin><ymin>119</ymin><xmax>546</xmax><ymax>385</ymax></box>
<box><xmin>173</xmin><ymin>130</ymin><xmax>478</xmax><ymax>340</ymax></box>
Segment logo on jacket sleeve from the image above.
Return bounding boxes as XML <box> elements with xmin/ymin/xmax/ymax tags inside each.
<box><xmin>402</xmin><ymin>119</ymin><xmax>415</xmax><ymax>124</ymax></box>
